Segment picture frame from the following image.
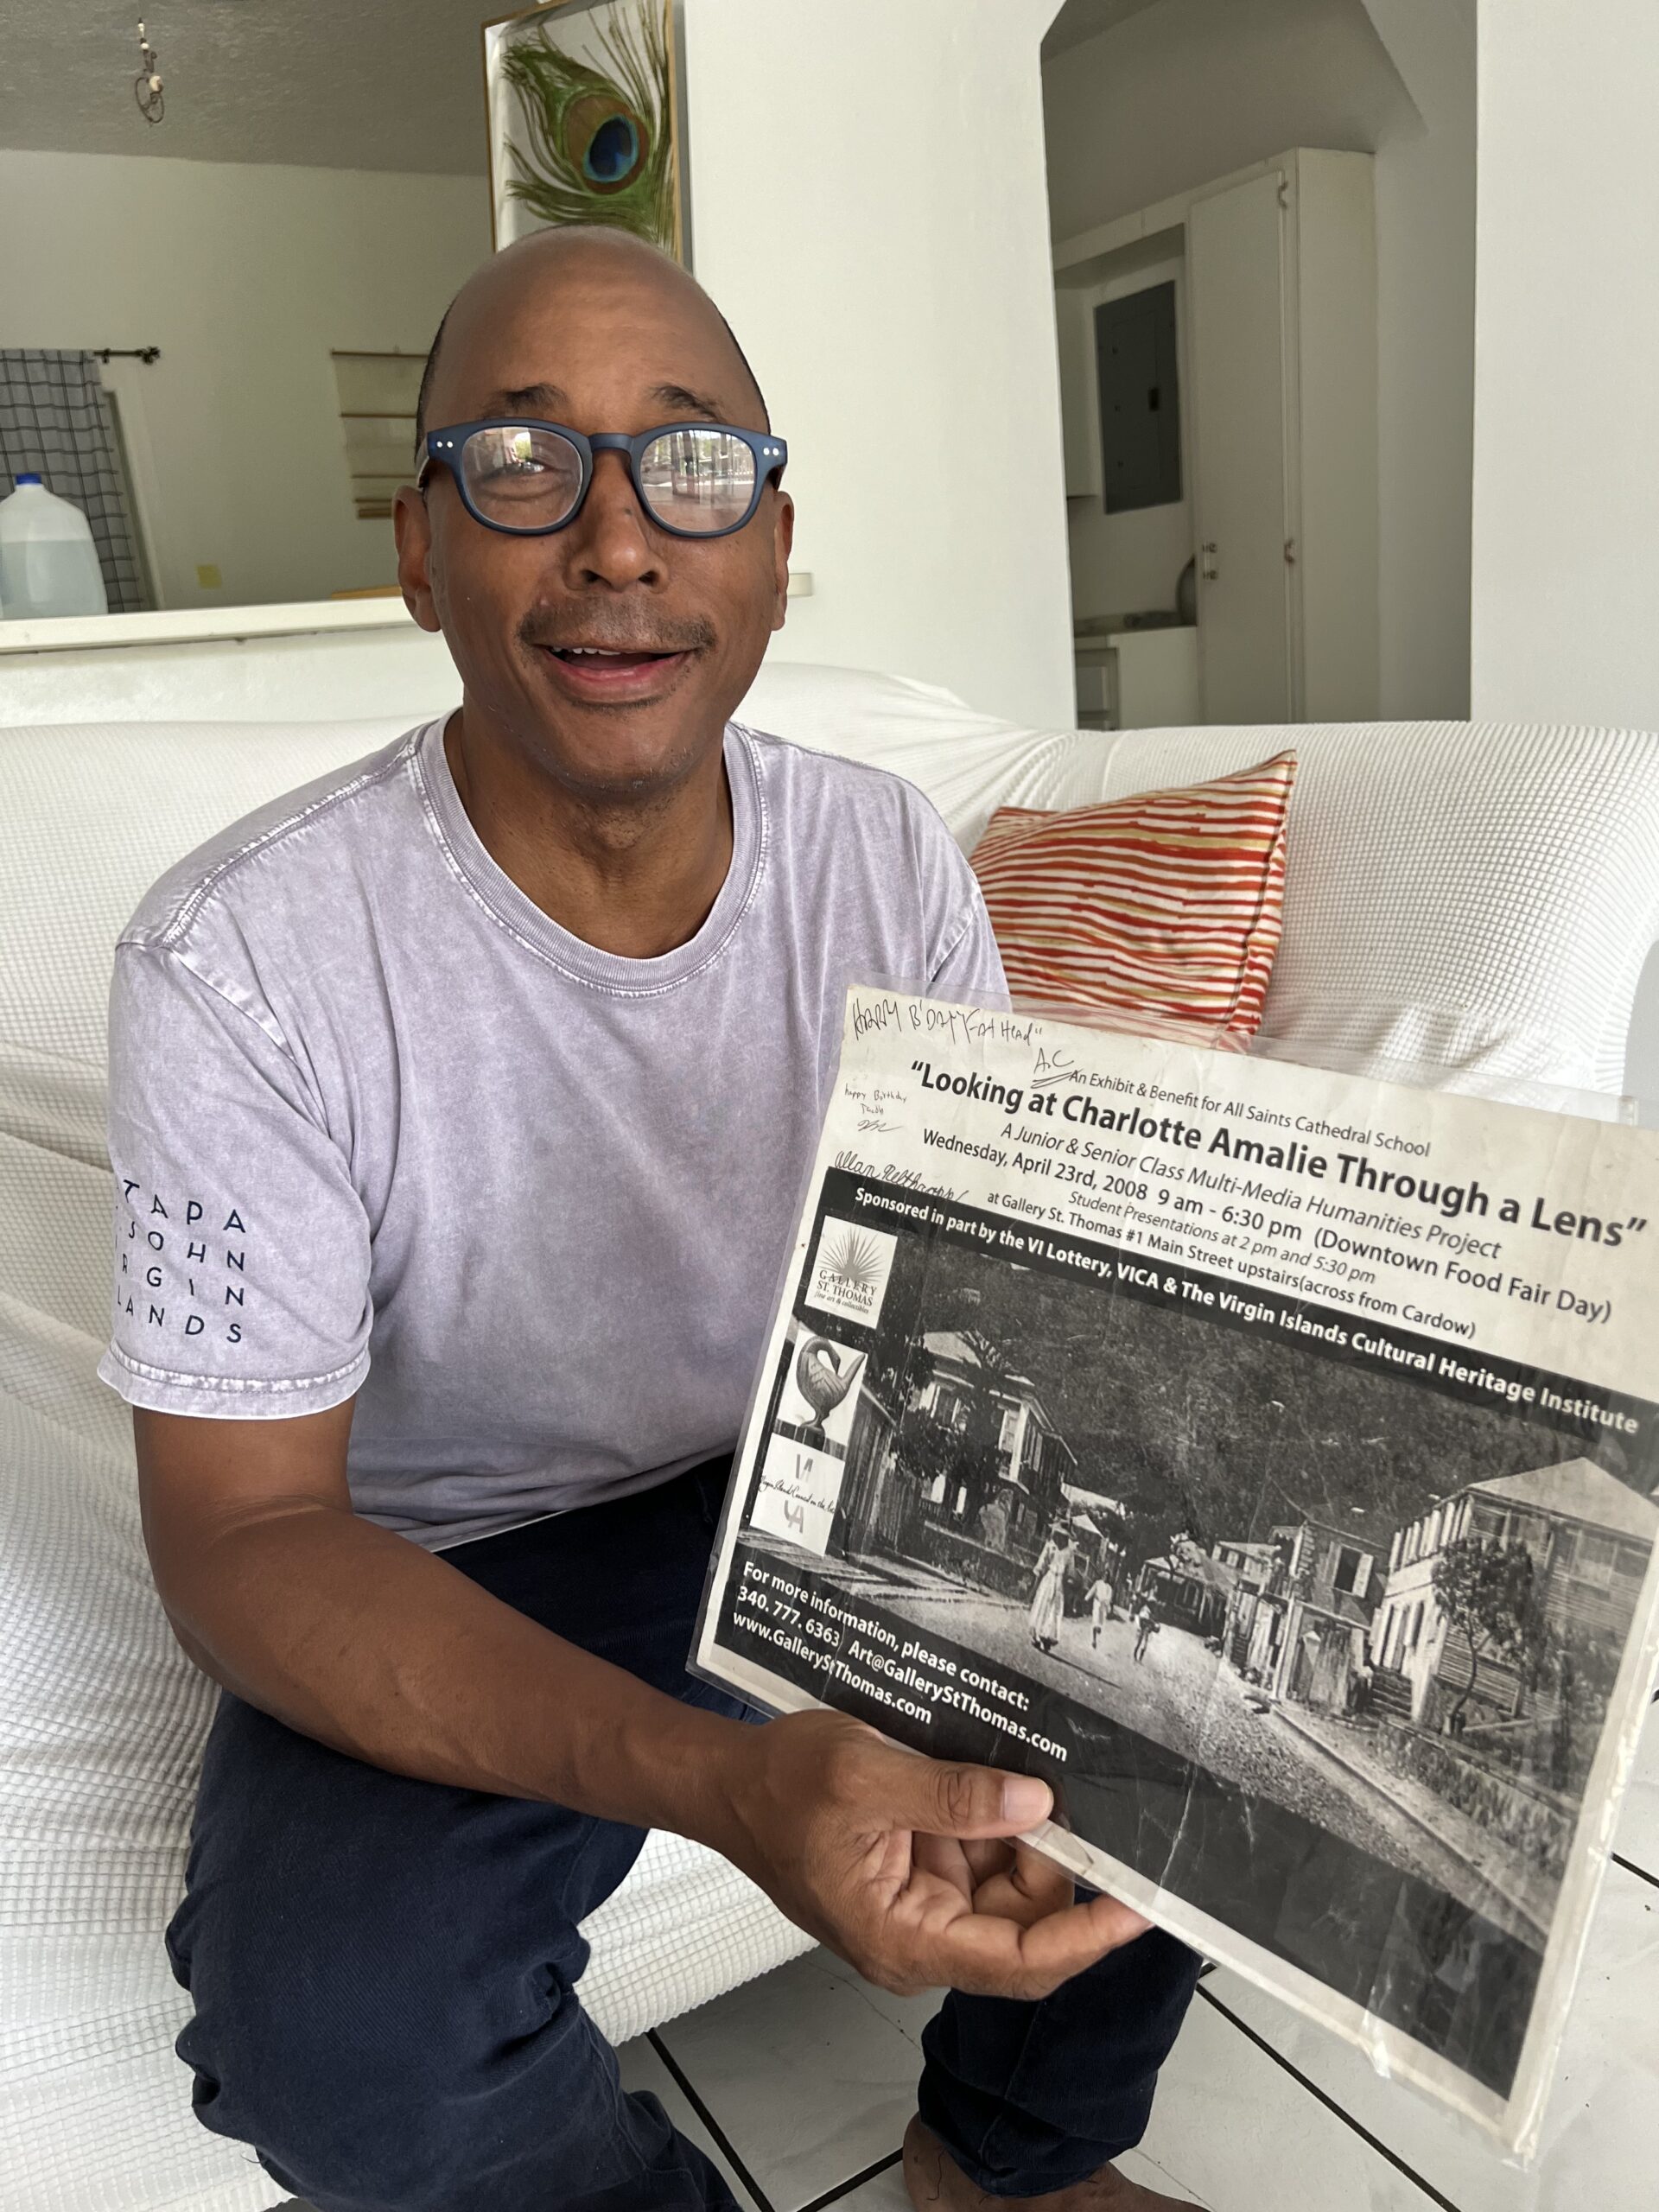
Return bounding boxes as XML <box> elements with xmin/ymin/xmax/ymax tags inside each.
<box><xmin>481</xmin><ymin>0</ymin><xmax>687</xmax><ymax>264</ymax></box>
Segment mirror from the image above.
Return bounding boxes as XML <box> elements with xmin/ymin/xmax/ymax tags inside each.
<box><xmin>0</xmin><ymin>8</ymin><xmax>629</xmax><ymax>622</ymax></box>
<box><xmin>0</xmin><ymin>2</ymin><xmax>692</xmax><ymax>629</ymax></box>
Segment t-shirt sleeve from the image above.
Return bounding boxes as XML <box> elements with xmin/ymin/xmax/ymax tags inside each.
<box><xmin>926</xmin><ymin>845</ymin><xmax>1010</xmax><ymax>1008</ymax></box>
<box><xmin>97</xmin><ymin>940</ymin><xmax>372</xmax><ymax>1419</ymax></box>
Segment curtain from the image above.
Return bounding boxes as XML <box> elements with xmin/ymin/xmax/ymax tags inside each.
<box><xmin>0</xmin><ymin>351</ymin><xmax>149</xmax><ymax>613</ymax></box>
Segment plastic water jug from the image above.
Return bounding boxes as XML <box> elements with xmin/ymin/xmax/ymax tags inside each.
<box><xmin>0</xmin><ymin>474</ymin><xmax>109</xmax><ymax>620</ymax></box>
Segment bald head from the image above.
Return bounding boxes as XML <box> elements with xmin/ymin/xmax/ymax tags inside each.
<box><xmin>413</xmin><ymin>225</ymin><xmax>766</xmax><ymax>459</ymax></box>
<box><xmin>392</xmin><ymin>213</ymin><xmax>792</xmax><ymax>804</ymax></box>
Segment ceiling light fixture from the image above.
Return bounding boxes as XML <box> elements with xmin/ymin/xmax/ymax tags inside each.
<box><xmin>134</xmin><ymin>22</ymin><xmax>164</xmax><ymax>124</ymax></box>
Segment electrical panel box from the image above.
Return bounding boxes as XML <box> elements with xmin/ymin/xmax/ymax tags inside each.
<box><xmin>1094</xmin><ymin>280</ymin><xmax>1182</xmax><ymax>514</ymax></box>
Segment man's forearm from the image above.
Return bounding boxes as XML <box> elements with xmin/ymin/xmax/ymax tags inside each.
<box><xmin>149</xmin><ymin>1488</ymin><xmax>1138</xmax><ymax>2008</ymax></box>
<box><xmin>162</xmin><ymin>1501</ymin><xmax>747</xmax><ymax>1842</ymax></box>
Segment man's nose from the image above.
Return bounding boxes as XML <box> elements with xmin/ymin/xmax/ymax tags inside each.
<box><xmin>562</xmin><ymin>448</ymin><xmax>661</xmax><ymax>588</ymax></box>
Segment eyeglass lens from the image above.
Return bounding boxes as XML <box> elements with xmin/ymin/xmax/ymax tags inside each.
<box><xmin>637</xmin><ymin>429</ymin><xmax>757</xmax><ymax>531</ymax></box>
<box><xmin>458</xmin><ymin>424</ymin><xmax>758</xmax><ymax>534</ymax></box>
<box><xmin>460</xmin><ymin>426</ymin><xmax>584</xmax><ymax>527</ymax></box>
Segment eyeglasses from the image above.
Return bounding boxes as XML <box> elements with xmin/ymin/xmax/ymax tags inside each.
<box><xmin>418</xmin><ymin>419</ymin><xmax>787</xmax><ymax>539</ymax></box>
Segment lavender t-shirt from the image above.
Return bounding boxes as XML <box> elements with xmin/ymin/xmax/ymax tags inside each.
<box><xmin>98</xmin><ymin>715</ymin><xmax>1006</xmax><ymax>1551</ymax></box>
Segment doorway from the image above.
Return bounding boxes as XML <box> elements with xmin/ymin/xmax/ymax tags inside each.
<box><xmin>1041</xmin><ymin>0</ymin><xmax>1476</xmax><ymax>731</ymax></box>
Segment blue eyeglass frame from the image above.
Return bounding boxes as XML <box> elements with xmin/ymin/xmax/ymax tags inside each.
<box><xmin>418</xmin><ymin>419</ymin><xmax>788</xmax><ymax>539</ymax></box>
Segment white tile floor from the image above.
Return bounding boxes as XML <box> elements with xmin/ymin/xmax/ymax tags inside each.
<box><xmin>612</xmin><ymin>1704</ymin><xmax>1657</xmax><ymax>2210</ymax></box>
<box><xmin>285</xmin><ymin>1705</ymin><xmax>1657</xmax><ymax>2212</ymax></box>
<box><xmin>631</xmin><ymin>1851</ymin><xmax>1653</xmax><ymax>2209</ymax></box>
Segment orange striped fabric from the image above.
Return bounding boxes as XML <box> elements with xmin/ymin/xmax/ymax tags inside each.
<box><xmin>969</xmin><ymin>751</ymin><xmax>1297</xmax><ymax>1047</ymax></box>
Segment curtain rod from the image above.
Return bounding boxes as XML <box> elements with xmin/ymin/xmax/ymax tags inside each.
<box><xmin>92</xmin><ymin>347</ymin><xmax>161</xmax><ymax>365</ymax></box>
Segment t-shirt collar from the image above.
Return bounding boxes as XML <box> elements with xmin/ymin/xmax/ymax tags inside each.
<box><xmin>413</xmin><ymin>713</ymin><xmax>765</xmax><ymax>995</ymax></box>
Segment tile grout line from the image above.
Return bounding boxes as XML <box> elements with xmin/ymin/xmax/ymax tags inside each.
<box><xmin>1611</xmin><ymin>1850</ymin><xmax>1659</xmax><ymax>1891</ymax></box>
<box><xmin>1193</xmin><ymin>1984</ymin><xmax>1465</xmax><ymax>2212</ymax></box>
<box><xmin>795</xmin><ymin>2146</ymin><xmax>904</xmax><ymax>2212</ymax></box>
<box><xmin>646</xmin><ymin>2026</ymin><xmax>779</xmax><ymax>2212</ymax></box>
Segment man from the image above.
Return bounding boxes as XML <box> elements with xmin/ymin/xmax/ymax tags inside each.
<box><xmin>1087</xmin><ymin>1570</ymin><xmax>1116</xmax><ymax>1651</ymax></box>
<box><xmin>99</xmin><ymin>226</ymin><xmax>1200</xmax><ymax>2211</ymax></box>
<box><xmin>1134</xmin><ymin>1599</ymin><xmax>1160</xmax><ymax>1668</ymax></box>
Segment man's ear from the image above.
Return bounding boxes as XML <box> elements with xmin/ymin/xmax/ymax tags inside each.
<box><xmin>769</xmin><ymin>491</ymin><xmax>795</xmax><ymax>634</ymax></box>
<box><xmin>392</xmin><ymin>483</ymin><xmax>442</xmax><ymax>634</ymax></box>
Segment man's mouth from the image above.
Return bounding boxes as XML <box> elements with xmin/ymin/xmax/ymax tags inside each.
<box><xmin>531</xmin><ymin>639</ymin><xmax>700</xmax><ymax>699</ymax></box>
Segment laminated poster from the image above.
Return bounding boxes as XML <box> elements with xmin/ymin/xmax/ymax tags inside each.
<box><xmin>693</xmin><ymin>989</ymin><xmax>1659</xmax><ymax>2155</ymax></box>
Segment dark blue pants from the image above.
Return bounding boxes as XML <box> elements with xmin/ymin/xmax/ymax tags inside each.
<box><xmin>164</xmin><ymin>1461</ymin><xmax>1200</xmax><ymax>2209</ymax></box>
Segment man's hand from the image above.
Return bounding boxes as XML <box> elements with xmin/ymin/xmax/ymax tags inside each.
<box><xmin>135</xmin><ymin>1402</ymin><xmax>1144</xmax><ymax>1996</ymax></box>
<box><xmin>709</xmin><ymin>1708</ymin><xmax>1149</xmax><ymax>1999</ymax></box>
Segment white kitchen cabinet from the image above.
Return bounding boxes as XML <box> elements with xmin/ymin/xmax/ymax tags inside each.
<box><xmin>1074</xmin><ymin>628</ymin><xmax>1201</xmax><ymax>732</ymax></box>
<box><xmin>1055</xmin><ymin>284</ymin><xmax>1103</xmax><ymax>501</ymax></box>
<box><xmin>1188</xmin><ymin>148</ymin><xmax>1377</xmax><ymax>723</ymax></box>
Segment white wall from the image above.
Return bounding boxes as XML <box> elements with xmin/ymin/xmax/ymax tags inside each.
<box><xmin>1045</xmin><ymin>0</ymin><xmax>1399</xmax><ymax>239</ymax></box>
<box><xmin>1470</xmin><ymin>2</ymin><xmax>1659</xmax><ymax>729</ymax></box>
<box><xmin>1043</xmin><ymin>0</ymin><xmax>1474</xmax><ymax>719</ymax></box>
<box><xmin>681</xmin><ymin>0</ymin><xmax>1076</xmax><ymax>731</ymax></box>
<box><xmin>1359</xmin><ymin>0</ymin><xmax>1476</xmax><ymax>722</ymax></box>
<box><xmin>1471</xmin><ymin>0</ymin><xmax>1659</xmax><ymax>1102</ymax></box>
<box><xmin>0</xmin><ymin>150</ymin><xmax>489</xmax><ymax>613</ymax></box>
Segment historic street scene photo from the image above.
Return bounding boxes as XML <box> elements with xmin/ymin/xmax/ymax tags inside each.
<box><xmin>746</xmin><ymin>1219</ymin><xmax>1659</xmax><ymax>1961</ymax></box>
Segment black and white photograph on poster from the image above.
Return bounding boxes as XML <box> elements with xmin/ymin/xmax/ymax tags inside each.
<box><xmin>694</xmin><ymin>989</ymin><xmax>1659</xmax><ymax>2156</ymax></box>
<box><xmin>747</xmin><ymin>1209</ymin><xmax>1654</xmax><ymax>1955</ymax></box>
<box><xmin>749</xmin><ymin>1323</ymin><xmax>868</xmax><ymax>1554</ymax></box>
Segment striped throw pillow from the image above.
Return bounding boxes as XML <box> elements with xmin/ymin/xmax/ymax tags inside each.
<box><xmin>969</xmin><ymin>751</ymin><xmax>1297</xmax><ymax>1046</ymax></box>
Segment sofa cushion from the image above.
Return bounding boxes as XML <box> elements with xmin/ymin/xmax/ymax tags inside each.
<box><xmin>6</xmin><ymin>696</ymin><xmax>1659</xmax><ymax>1110</ymax></box>
<box><xmin>968</xmin><ymin>753</ymin><xmax>1295</xmax><ymax>1047</ymax></box>
<box><xmin>0</xmin><ymin>1109</ymin><xmax>813</xmax><ymax>2212</ymax></box>
<box><xmin>5</xmin><ymin>675</ymin><xmax>1659</xmax><ymax>2212</ymax></box>
<box><xmin>729</xmin><ymin>696</ymin><xmax>1659</xmax><ymax>1099</ymax></box>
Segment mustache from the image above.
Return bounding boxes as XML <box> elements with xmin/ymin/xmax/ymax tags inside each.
<box><xmin>518</xmin><ymin>611</ymin><xmax>715</xmax><ymax>654</ymax></box>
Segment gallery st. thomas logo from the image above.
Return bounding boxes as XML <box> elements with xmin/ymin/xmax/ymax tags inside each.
<box><xmin>806</xmin><ymin>1218</ymin><xmax>898</xmax><ymax>1328</ymax></box>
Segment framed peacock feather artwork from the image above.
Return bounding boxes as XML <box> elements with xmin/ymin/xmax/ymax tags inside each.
<box><xmin>482</xmin><ymin>0</ymin><xmax>686</xmax><ymax>263</ymax></box>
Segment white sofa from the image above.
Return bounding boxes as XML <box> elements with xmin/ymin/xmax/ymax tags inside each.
<box><xmin>5</xmin><ymin>661</ymin><xmax>1659</xmax><ymax>2212</ymax></box>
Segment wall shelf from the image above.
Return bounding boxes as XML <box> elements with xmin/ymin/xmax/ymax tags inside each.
<box><xmin>0</xmin><ymin>596</ymin><xmax>420</xmax><ymax>657</ymax></box>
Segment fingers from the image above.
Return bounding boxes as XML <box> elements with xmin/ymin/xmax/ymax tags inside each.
<box><xmin>856</xmin><ymin>1738</ymin><xmax>1053</xmax><ymax>1841</ymax></box>
<box><xmin>769</xmin><ymin>1713</ymin><xmax>1144</xmax><ymax>2001</ymax></box>
<box><xmin>965</xmin><ymin>1839</ymin><xmax>1076</xmax><ymax>1928</ymax></box>
<box><xmin>957</xmin><ymin>1835</ymin><xmax>1021</xmax><ymax>1885</ymax></box>
<box><xmin>911</xmin><ymin>1830</ymin><xmax>977</xmax><ymax>1904</ymax></box>
<box><xmin>910</xmin><ymin>1835</ymin><xmax>1073</xmax><ymax>1926</ymax></box>
<box><xmin>912</xmin><ymin>1887</ymin><xmax>1152</xmax><ymax>2000</ymax></box>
